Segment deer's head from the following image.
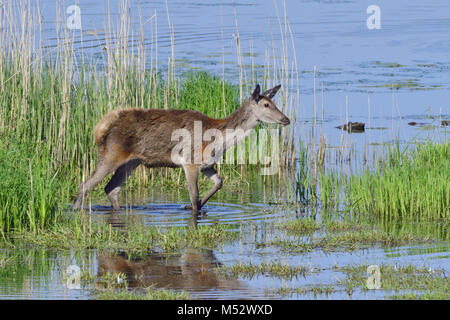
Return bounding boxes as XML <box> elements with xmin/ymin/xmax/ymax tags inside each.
<box><xmin>249</xmin><ymin>84</ymin><xmax>290</xmax><ymax>126</ymax></box>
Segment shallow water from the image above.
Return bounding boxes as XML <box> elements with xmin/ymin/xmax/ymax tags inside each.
<box><xmin>88</xmin><ymin>201</ymin><xmax>276</xmax><ymax>228</ymax></box>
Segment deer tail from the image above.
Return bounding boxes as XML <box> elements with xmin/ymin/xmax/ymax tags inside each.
<box><xmin>93</xmin><ymin>109</ymin><xmax>121</xmax><ymax>145</ymax></box>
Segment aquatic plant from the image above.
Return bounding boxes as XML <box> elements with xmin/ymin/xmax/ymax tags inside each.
<box><xmin>318</xmin><ymin>142</ymin><xmax>449</xmax><ymax>221</ymax></box>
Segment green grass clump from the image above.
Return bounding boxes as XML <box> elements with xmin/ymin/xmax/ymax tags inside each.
<box><xmin>7</xmin><ymin>218</ymin><xmax>236</xmax><ymax>252</ymax></box>
<box><xmin>95</xmin><ymin>287</ymin><xmax>192</xmax><ymax>300</ymax></box>
<box><xmin>277</xmin><ymin>217</ymin><xmax>319</xmax><ymax>234</ymax></box>
<box><xmin>275</xmin><ymin>284</ymin><xmax>336</xmax><ymax>298</ymax></box>
<box><xmin>317</xmin><ymin>229</ymin><xmax>427</xmax><ymax>248</ymax></box>
<box><xmin>320</xmin><ymin>142</ymin><xmax>449</xmax><ymax>220</ymax></box>
<box><xmin>0</xmin><ymin>252</ymin><xmax>14</xmax><ymax>269</ymax></box>
<box><xmin>336</xmin><ymin>263</ymin><xmax>449</xmax><ymax>300</ymax></box>
<box><xmin>390</xmin><ymin>291</ymin><xmax>449</xmax><ymax>300</ymax></box>
<box><xmin>375</xmin><ymin>61</ymin><xmax>405</xmax><ymax>68</ymax></box>
<box><xmin>0</xmin><ymin>139</ymin><xmax>68</xmax><ymax>234</ymax></box>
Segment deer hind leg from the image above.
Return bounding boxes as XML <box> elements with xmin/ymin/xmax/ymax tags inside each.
<box><xmin>73</xmin><ymin>144</ymin><xmax>132</xmax><ymax>211</ymax></box>
<box><xmin>183</xmin><ymin>164</ymin><xmax>200</xmax><ymax>212</ymax></box>
<box><xmin>199</xmin><ymin>167</ymin><xmax>223</xmax><ymax>209</ymax></box>
<box><xmin>104</xmin><ymin>159</ymin><xmax>141</xmax><ymax>211</ymax></box>
<box><xmin>73</xmin><ymin>157</ymin><xmax>118</xmax><ymax>211</ymax></box>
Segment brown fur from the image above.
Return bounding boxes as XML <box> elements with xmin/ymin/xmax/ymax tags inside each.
<box><xmin>94</xmin><ymin>107</ymin><xmax>260</xmax><ymax>168</ymax></box>
<box><xmin>73</xmin><ymin>85</ymin><xmax>289</xmax><ymax>212</ymax></box>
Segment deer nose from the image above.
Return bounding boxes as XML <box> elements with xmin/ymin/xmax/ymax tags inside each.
<box><xmin>281</xmin><ymin>117</ymin><xmax>290</xmax><ymax>126</ymax></box>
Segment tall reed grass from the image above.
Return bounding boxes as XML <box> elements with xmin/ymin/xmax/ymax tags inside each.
<box><xmin>0</xmin><ymin>139</ymin><xmax>68</xmax><ymax>234</ymax></box>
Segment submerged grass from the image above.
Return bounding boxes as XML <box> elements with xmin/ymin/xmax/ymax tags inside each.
<box><xmin>259</xmin><ymin>217</ymin><xmax>437</xmax><ymax>253</ymax></box>
<box><xmin>95</xmin><ymin>288</ymin><xmax>192</xmax><ymax>300</ymax></box>
<box><xmin>214</xmin><ymin>261</ymin><xmax>313</xmax><ymax>280</ymax></box>
<box><xmin>86</xmin><ymin>270</ymin><xmax>192</xmax><ymax>300</ymax></box>
<box><xmin>274</xmin><ymin>262</ymin><xmax>449</xmax><ymax>299</ymax></box>
<box><xmin>278</xmin><ymin>217</ymin><xmax>368</xmax><ymax>236</ymax></box>
<box><xmin>91</xmin><ymin>271</ymin><xmax>192</xmax><ymax>300</ymax></box>
<box><xmin>274</xmin><ymin>284</ymin><xmax>337</xmax><ymax>298</ymax></box>
<box><xmin>336</xmin><ymin>263</ymin><xmax>449</xmax><ymax>300</ymax></box>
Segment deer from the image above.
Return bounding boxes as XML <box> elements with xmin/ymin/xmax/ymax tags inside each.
<box><xmin>72</xmin><ymin>84</ymin><xmax>290</xmax><ymax>213</ymax></box>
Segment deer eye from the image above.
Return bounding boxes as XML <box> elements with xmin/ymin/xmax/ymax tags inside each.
<box><xmin>264</xmin><ymin>103</ymin><xmax>269</xmax><ymax>107</ymax></box>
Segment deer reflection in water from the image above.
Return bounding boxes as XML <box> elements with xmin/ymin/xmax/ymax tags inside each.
<box><xmin>97</xmin><ymin>213</ymin><xmax>242</xmax><ymax>293</ymax></box>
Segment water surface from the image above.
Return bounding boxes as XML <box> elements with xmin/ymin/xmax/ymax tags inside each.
<box><xmin>0</xmin><ymin>187</ymin><xmax>448</xmax><ymax>300</ymax></box>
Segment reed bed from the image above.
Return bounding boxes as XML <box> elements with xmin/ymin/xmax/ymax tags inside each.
<box><xmin>0</xmin><ymin>139</ymin><xmax>68</xmax><ymax>234</ymax></box>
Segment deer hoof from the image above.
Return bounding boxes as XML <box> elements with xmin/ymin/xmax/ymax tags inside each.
<box><xmin>181</xmin><ymin>202</ymin><xmax>201</xmax><ymax>211</ymax></box>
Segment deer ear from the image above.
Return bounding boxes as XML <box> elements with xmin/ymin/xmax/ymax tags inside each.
<box><xmin>251</xmin><ymin>84</ymin><xmax>261</xmax><ymax>101</ymax></box>
<box><xmin>262</xmin><ymin>85</ymin><xmax>281</xmax><ymax>99</ymax></box>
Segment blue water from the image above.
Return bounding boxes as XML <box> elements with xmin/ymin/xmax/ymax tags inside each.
<box><xmin>36</xmin><ymin>1</ymin><xmax>450</xmax><ymax>97</ymax></box>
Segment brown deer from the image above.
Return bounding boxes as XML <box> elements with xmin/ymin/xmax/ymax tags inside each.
<box><xmin>73</xmin><ymin>84</ymin><xmax>290</xmax><ymax>212</ymax></box>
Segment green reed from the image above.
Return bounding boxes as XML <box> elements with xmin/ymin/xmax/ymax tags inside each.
<box><xmin>0</xmin><ymin>138</ymin><xmax>69</xmax><ymax>233</ymax></box>
<box><xmin>318</xmin><ymin>142</ymin><xmax>449</xmax><ymax>220</ymax></box>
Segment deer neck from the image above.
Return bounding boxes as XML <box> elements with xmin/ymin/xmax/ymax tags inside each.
<box><xmin>215</xmin><ymin>101</ymin><xmax>259</xmax><ymax>151</ymax></box>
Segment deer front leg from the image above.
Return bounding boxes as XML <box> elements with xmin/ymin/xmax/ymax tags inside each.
<box><xmin>199</xmin><ymin>167</ymin><xmax>223</xmax><ymax>209</ymax></box>
<box><xmin>183</xmin><ymin>164</ymin><xmax>200</xmax><ymax>212</ymax></box>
